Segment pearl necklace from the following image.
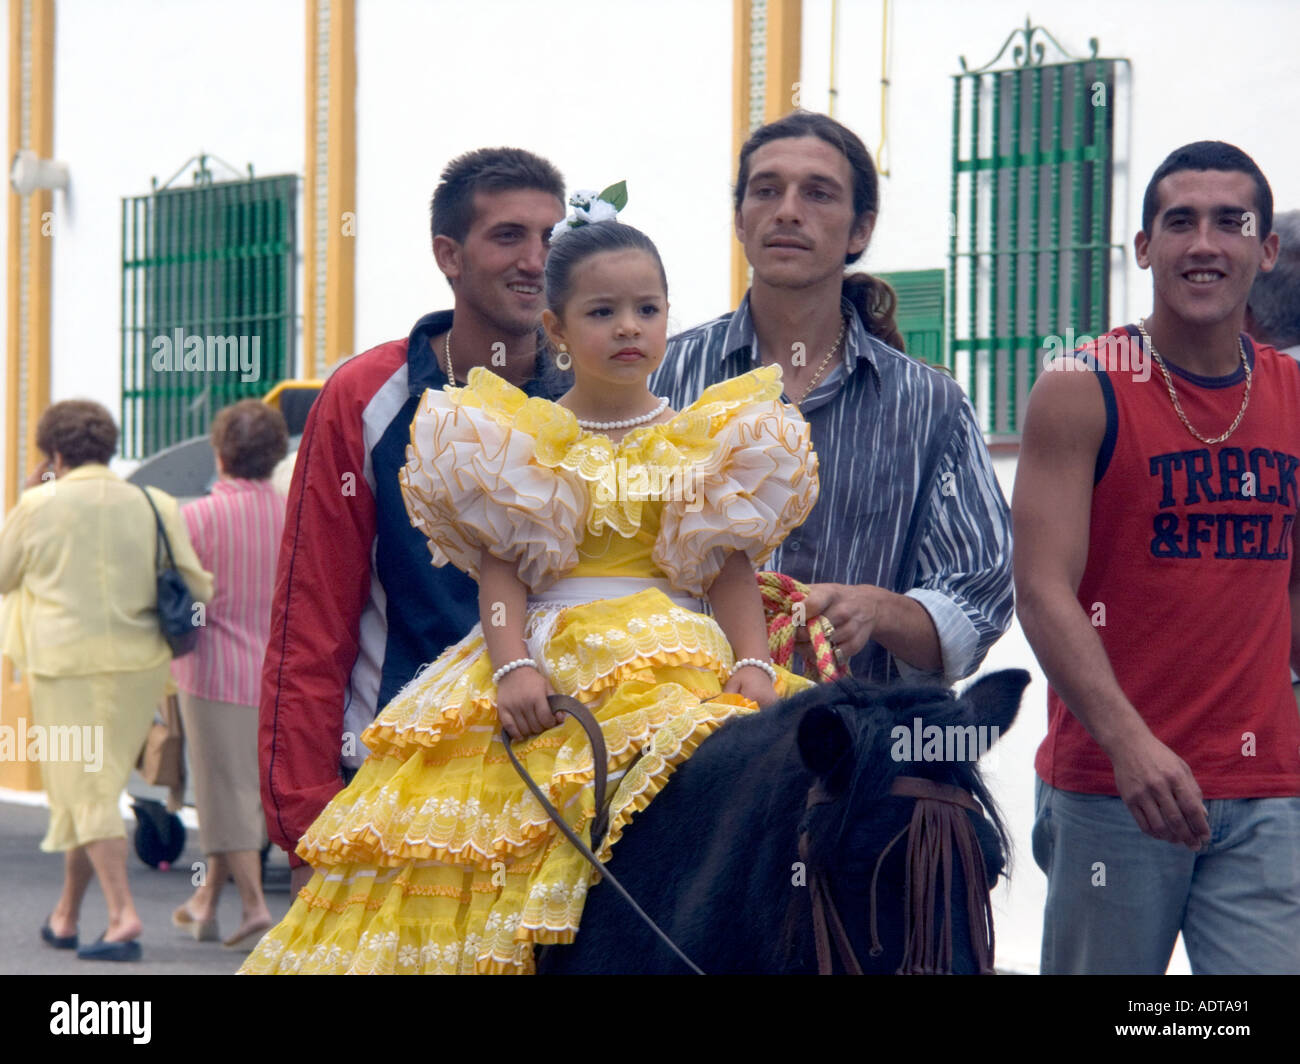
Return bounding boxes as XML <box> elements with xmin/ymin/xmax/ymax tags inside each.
<box><xmin>1136</xmin><ymin>318</ymin><xmax>1251</xmax><ymax>445</ymax></box>
<box><xmin>575</xmin><ymin>396</ymin><xmax>669</xmax><ymax>431</ymax></box>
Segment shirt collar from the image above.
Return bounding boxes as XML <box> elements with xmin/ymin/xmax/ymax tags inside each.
<box><xmin>60</xmin><ymin>463</ymin><xmax>117</xmax><ymax>482</ymax></box>
<box><xmin>722</xmin><ymin>290</ymin><xmax>883</xmax><ymax>394</ymax></box>
<box><xmin>211</xmin><ymin>476</ymin><xmax>278</xmax><ymax>495</ymax></box>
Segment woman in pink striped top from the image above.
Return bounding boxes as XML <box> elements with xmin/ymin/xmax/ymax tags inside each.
<box><xmin>171</xmin><ymin>400</ymin><xmax>288</xmax><ymax>949</ymax></box>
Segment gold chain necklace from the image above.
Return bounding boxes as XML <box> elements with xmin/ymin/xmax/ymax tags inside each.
<box><xmin>442</xmin><ymin>331</ymin><xmax>459</xmax><ymax>385</ymax></box>
<box><xmin>1136</xmin><ymin>318</ymin><xmax>1251</xmax><ymax>446</ymax></box>
<box><xmin>792</xmin><ymin>315</ymin><xmax>848</xmax><ymax>405</ymax></box>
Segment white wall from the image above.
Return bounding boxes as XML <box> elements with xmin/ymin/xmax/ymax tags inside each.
<box><xmin>43</xmin><ymin>0</ymin><xmax>303</xmax><ymax>468</ymax></box>
<box><xmin>353</xmin><ymin>0</ymin><xmax>733</xmax><ymax>347</ymax></box>
<box><xmin>17</xmin><ymin>0</ymin><xmax>1299</xmax><ymax>439</ymax></box>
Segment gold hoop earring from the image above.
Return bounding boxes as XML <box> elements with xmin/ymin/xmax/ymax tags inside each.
<box><xmin>555</xmin><ymin>343</ymin><xmax>572</xmax><ymax>371</ymax></box>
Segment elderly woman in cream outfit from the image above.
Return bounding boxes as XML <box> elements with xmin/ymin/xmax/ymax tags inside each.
<box><xmin>0</xmin><ymin>400</ymin><xmax>211</xmax><ymax>962</ymax></box>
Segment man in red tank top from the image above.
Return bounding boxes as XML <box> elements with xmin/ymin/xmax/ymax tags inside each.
<box><xmin>1015</xmin><ymin>141</ymin><xmax>1300</xmax><ymax>974</ymax></box>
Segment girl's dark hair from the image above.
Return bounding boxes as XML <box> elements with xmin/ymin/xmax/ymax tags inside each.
<box><xmin>35</xmin><ymin>399</ymin><xmax>118</xmax><ymax>467</ymax></box>
<box><xmin>544</xmin><ymin>220</ymin><xmax>668</xmax><ymax>315</ymax></box>
<box><xmin>734</xmin><ymin>111</ymin><xmax>905</xmax><ymax>352</ymax></box>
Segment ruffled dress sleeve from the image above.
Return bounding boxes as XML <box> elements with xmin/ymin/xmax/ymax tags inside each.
<box><xmin>399</xmin><ymin>368</ymin><xmax>589</xmax><ymax>592</ymax></box>
<box><xmin>653</xmin><ymin>364</ymin><xmax>819</xmax><ymax>595</ymax></box>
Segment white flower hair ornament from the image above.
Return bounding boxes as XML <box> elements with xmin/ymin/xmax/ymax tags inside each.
<box><xmin>550</xmin><ymin>181</ymin><xmax>628</xmax><ymax>242</ymax></box>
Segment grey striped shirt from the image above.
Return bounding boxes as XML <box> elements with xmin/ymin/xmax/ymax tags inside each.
<box><xmin>652</xmin><ymin>293</ymin><xmax>1014</xmax><ymax>684</ymax></box>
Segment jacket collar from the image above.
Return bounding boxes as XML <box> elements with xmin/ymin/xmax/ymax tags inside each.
<box><xmin>406</xmin><ymin>310</ymin><xmax>454</xmax><ymax>396</ymax></box>
<box><xmin>59</xmin><ymin>463</ymin><xmax>118</xmax><ymax>482</ymax></box>
<box><xmin>405</xmin><ymin>310</ymin><xmax>569</xmax><ymax>401</ymax></box>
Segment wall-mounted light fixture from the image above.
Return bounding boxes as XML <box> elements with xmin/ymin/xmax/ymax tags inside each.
<box><xmin>9</xmin><ymin>149</ymin><xmax>69</xmax><ymax>196</ymax></box>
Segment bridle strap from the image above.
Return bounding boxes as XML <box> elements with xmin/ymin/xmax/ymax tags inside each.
<box><xmin>815</xmin><ymin>870</ymin><xmax>863</xmax><ymax>975</ymax></box>
<box><xmin>887</xmin><ymin>775</ymin><xmax>995</xmax><ymax>975</ymax></box>
<box><xmin>889</xmin><ymin>774</ymin><xmax>983</xmax><ymax>813</ymax></box>
<box><xmin>868</xmin><ymin>821</ymin><xmax>911</xmax><ymax>960</ymax></box>
<box><xmin>800</xmin><ymin>781</ymin><xmax>865</xmax><ymax>975</ymax></box>
<box><xmin>805</xmin><ymin>774</ymin><xmax>996</xmax><ymax>975</ymax></box>
<box><xmin>503</xmin><ymin>694</ymin><xmax>705</xmax><ymax>974</ymax></box>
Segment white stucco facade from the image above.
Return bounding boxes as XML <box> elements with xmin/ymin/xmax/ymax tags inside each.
<box><xmin>5</xmin><ymin>0</ymin><xmax>1298</xmax><ymax>973</ymax></box>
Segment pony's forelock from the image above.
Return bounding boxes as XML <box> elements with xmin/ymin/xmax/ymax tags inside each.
<box><xmin>795</xmin><ymin>680</ymin><xmax>1011</xmax><ymax>867</ymax></box>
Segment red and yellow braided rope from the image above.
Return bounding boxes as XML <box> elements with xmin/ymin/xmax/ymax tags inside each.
<box><xmin>757</xmin><ymin>570</ymin><xmax>849</xmax><ymax>683</ymax></box>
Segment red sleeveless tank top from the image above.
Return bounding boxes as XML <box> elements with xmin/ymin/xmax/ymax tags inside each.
<box><xmin>1035</xmin><ymin>325</ymin><xmax>1300</xmax><ymax>797</ymax></box>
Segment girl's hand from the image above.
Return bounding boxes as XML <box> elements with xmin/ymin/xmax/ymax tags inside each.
<box><xmin>496</xmin><ymin>666</ymin><xmax>561</xmax><ymax>741</ymax></box>
<box><xmin>724</xmin><ymin>665</ymin><xmax>778</xmax><ymax>708</ymax></box>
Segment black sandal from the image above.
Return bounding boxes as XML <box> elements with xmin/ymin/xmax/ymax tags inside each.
<box><xmin>76</xmin><ymin>934</ymin><xmax>142</xmax><ymax>962</ymax></box>
<box><xmin>40</xmin><ymin>918</ymin><xmax>78</xmax><ymax>950</ymax></box>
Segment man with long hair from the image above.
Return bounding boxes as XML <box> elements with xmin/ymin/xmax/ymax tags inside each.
<box><xmin>261</xmin><ymin>148</ymin><xmax>568</xmax><ymax>894</ymax></box>
<box><xmin>655</xmin><ymin>111</ymin><xmax>1012</xmax><ymax>684</ymax></box>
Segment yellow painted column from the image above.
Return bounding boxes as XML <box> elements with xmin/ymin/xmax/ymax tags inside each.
<box><xmin>2</xmin><ymin>0</ymin><xmax>56</xmax><ymax>791</ymax></box>
<box><xmin>304</xmin><ymin>0</ymin><xmax>356</xmax><ymax>379</ymax></box>
<box><xmin>729</xmin><ymin>0</ymin><xmax>802</xmax><ymax>308</ymax></box>
<box><xmin>729</xmin><ymin>0</ymin><xmax>751</xmax><ymax>311</ymax></box>
<box><xmin>763</xmin><ymin>0</ymin><xmax>802</xmax><ymax>124</ymax></box>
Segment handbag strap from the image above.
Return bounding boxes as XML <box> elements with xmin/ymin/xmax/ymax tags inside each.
<box><xmin>137</xmin><ymin>485</ymin><xmax>179</xmax><ymax>572</ymax></box>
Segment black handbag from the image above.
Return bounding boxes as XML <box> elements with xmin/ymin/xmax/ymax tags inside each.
<box><xmin>138</xmin><ymin>486</ymin><xmax>201</xmax><ymax>657</ymax></box>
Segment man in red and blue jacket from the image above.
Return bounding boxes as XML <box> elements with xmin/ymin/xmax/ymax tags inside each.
<box><xmin>259</xmin><ymin>149</ymin><xmax>568</xmax><ymax>891</ymax></box>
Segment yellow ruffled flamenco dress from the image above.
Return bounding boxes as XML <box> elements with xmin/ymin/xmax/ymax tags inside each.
<box><xmin>240</xmin><ymin>364</ymin><xmax>818</xmax><ymax>974</ymax></box>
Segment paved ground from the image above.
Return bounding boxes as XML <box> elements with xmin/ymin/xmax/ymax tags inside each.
<box><xmin>0</xmin><ymin>798</ymin><xmax>294</xmax><ymax>975</ymax></box>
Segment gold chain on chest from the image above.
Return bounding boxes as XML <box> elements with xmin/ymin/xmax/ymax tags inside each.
<box><xmin>791</xmin><ymin>315</ymin><xmax>848</xmax><ymax>405</ymax></box>
<box><xmin>1136</xmin><ymin>318</ymin><xmax>1251</xmax><ymax>446</ymax></box>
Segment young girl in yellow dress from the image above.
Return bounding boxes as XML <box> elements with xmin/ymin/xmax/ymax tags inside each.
<box><xmin>241</xmin><ymin>198</ymin><xmax>819</xmax><ymax>975</ymax></box>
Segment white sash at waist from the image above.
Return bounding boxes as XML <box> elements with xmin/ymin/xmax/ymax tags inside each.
<box><xmin>528</xmin><ymin>576</ymin><xmax>704</xmax><ymax>613</ymax></box>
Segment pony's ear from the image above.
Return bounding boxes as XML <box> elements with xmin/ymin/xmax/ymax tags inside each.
<box><xmin>958</xmin><ymin>669</ymin><xmax>1030</xmax><ymax>737</ymax></box>
<box><xmin>797</xmin><ymin>704</ymin><xmax>854</xmax><ymax>794</ymax></box>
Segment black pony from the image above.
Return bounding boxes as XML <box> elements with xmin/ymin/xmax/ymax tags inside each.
<box><xmin>538</xmin><ymin>669</ymin><xmax>1028</xmax><ymax>974</ymax></box>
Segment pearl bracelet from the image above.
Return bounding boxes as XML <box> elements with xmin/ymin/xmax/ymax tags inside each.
<box><xmin>730</xmin><ymin>658</ymin><xmax>778</xmax><ymax>684</ymax></box>
<box><xmin>492</xmin><ymin>658</ymin><xmax>538</xmax><ymax>685</ymax></box>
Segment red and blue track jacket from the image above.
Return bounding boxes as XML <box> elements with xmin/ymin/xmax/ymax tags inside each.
<box><xmin>259</xmin><ymin>311</ymin><xmax>567</xmax><ymax>862</ymax></box>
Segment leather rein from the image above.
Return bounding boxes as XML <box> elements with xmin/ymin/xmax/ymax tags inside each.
<box><xmin>503</xmin><ymin>695</ymin><xmax>706</xmax><ymax>975</ymax></box>
<box><xmin>505</xmin><ymin>695</ymin><xmax>995</xmax><ymax>976</ymax></box>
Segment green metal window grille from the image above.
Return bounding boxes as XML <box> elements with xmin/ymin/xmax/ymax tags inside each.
<box><xmin>949</xmin><ymin>22</ymin><xmax>1129</xmax><ymax>436</ymax></box>
<box><xmin>121</xmin><ymin>159</ymin><xmax>298</xmax><ymax>459</ymax></box>
<box><xmin>876</xmin><ymin>269</ymin><xmax>945</xmax><ymax>368</ymax></box>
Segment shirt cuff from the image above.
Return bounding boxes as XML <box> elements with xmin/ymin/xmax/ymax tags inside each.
<box><xmin>896</xmin><ymin>588</ymin><xmax>981</xmax><ymax>684</ymax></box>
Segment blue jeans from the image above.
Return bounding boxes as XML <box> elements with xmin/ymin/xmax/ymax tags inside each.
<box><xmin>1032</xmin><ymin>779</ymin><xmax>1300</xmax><ymax>974</ymax></box>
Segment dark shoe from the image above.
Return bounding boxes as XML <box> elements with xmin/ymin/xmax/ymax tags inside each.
<box><xmin>40</xmin><ymin>919</ymin><xmax>78</xmax><ymax>950</ymax></box>
<box><xmin>77</xmin><ymin>934</ymin><xmax>142</xmax><ymax>962</ymax></box>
